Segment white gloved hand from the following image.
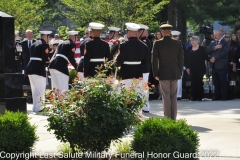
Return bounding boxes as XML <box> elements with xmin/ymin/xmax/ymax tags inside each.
<box><xmin>183</xmin><ymin>66</ymin><xmax>186</xmax><ymax>70</ymax></box>
<box><xmin>45</xmin><ymin>67</ymin><xmax>49</xmax><ymax>72</ymax></box>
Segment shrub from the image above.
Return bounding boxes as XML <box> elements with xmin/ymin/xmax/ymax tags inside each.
<box><xmin>0</xmin><ymin>111</ymin><xmax>38</xmax><ymax>155</ymax></box>
<box><xmin>68</xmin><ymin>69</ymin><xmax>78</xmax><ymax>84</ymax></box>
<box><xmin>131</xmin><ymin>117</ymin><xmax>200</xmax><ymax>160</ymax></box>
<box><xmin>112</xmin><ymin>139</ymin><xmax>133</xmax><ymax>156</ymax></box>
<box><xmin>45</xmin><ymin>77</ymin><xmax>145</xmax><ymax>153</ymax></box>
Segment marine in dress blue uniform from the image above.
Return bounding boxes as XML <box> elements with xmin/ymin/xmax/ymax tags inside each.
<box><xmin>49</xmin><ymin>31</ymin><xmax>79</xmax><ymax>91</ymax></box>
<box><xmin>77</xmin><ymin>27</ymin><xmax>92</xmax><ymax>80</ymax></box>
<box><xmin>138</xmin><ymin>24</ymin><xmax>151</xmax><ymax>113</ymax></box>
<box><xmin>25</xmin><ymin>31</ymin><xmax>52</xmax><ymax>112</ymax></box>
<box><xmin>116</xmin><ymin>23</ymin><xmax>149</xmax><ymax>116</ymax></box>
<box><xmin>83</xmin><ymin>22</ymin><xmax>111</xmax><ymax>78</ymax></box>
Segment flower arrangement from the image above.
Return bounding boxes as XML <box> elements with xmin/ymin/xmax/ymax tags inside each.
<box><xmin>44</xmin><ymin>60</ymin><xmax>147</xmax><ymax>153</ymax></box>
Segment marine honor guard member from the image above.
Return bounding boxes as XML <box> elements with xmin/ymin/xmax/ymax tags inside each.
<box><xmin>49</xmin><ymin>31</ymin><xmax>79</xmax><ymax>91</ymax></box>
<box><xmin>25</xmin><ymin>31</ymin><xmax>52</xmax><ymax>112</ymax></box>
<box><xmin>83</xmin><ymin>22</ymin><xmax>111</xmax><ymax>78</ymax></box>
<box><xmin>108</xmin><ymin>27</ymin><xmax>121</xmax><ymax>58</ymax></box>
<box><xmin>116</xmin><ymin>23</ymin><xmax>149</xmax><ymax>115</ymax></box>
<box><xmin>138</xmin><ymin>24</ymin><xmax>151</xmax><ymax>113</ymax></box>
<box><xmin>77</xmin><ymin>27</ymin><xmax>92</xmax><ymax>80</ymax></box>
<box><xmin>171</xmin><ymin>30</ymin><xmax>183</xmax><ymax>100</ymax></box>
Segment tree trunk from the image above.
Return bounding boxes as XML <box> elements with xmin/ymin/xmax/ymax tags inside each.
<box><xmin>177</xmin><ymin>4</ymin><xmax>187</xmax><ymax>43</ymax></box>
<box><xmin>168</xmin><ymin>0</ymin><xmax>176</xmax><ymax>29</ymax></box>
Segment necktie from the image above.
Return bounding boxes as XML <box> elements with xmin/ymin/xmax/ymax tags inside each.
<box><xmin>28</xmin><ymin>41</ymin><xmax>31</xmax><ymax>48</ymax></box>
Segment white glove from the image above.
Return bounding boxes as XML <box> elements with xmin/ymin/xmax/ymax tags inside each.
<box><xmin>45</xmin><ymin>67</ymin><xmax>49</xmax><ymax>72</ymax></box>
<box><xmin>143</xmin><ymin>73</ymin><xmax>149</xmax><ymax>83</ymax></box>
<box><xmin>183</xmin><ymin>66</ymin><xmax>186</xmax><ymax>70</ymax></box>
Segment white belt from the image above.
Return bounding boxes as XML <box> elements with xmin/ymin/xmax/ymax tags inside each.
<box><xmin>90</xmin><ymin>58</ymin><xmax>105</xmax><ymax>62</ymax></box>
<box><xmin>81</xmin><ymin>56</ymin><xmax>84</xmax><ymax>59</ymax></box>
<box><xmin>30</xmin><ymin>57</ymin><xmax>42</xmax><ymax>61</ymax></box>
<box><xmin>123</xmin><ymin>61</ymin><xmax>141</xmax><ymax>65</ymax></box>
<box><xmin>56</xmin><ymin>54</ymin><xmax>70</xmax><ymax>63</ymax></box>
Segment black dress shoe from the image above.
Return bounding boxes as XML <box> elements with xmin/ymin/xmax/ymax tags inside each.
<box><xmin>197</xmin><ymin>99</ymin><xmax>202</xmax><ymax>101</ymax></box>
<box><xmin>142</xmin><ymin>110</ymin><xmax>150</xmax><ymax>113</ymax></box>
<box><xmin>191</xmin><ymin>98</ymin><xmax>197</xmax><ymax>101</ymax></box>
<box><xmin>177</xmin><ymin>97</ymin><xmax>181</xmax><ymax>100</ymax></box>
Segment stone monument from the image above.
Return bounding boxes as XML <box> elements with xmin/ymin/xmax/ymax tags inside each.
<box><xmin>0</xmin><ymin>11</ymin><xmax>26</xmax><ymax>114</ymax></box>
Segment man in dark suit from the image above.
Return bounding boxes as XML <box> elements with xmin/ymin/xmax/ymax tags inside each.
<box><xmin>207</xmin><ymin>30</ymin><xmax>230</xmax><ymax>100</ymax></box>
<box><xmin>22</xmin><ymin>29</ymin><xmax>36</xmax><ymax>85</ymax></box>
<box><xmin>152</xmin><ymin>23</ymin><xmax>184</xmax><ymax>120</ymax></box>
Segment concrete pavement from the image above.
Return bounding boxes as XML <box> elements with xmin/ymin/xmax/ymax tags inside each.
<box><xmin>28</xmin><ymin>99</ymin><xmax>240</xmax><ymax>160</ymax></box>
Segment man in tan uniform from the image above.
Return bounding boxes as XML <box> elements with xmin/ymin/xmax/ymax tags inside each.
<box><xmin>152</xmin><ymin>23</ymin><xmax>184</xmax><ymax>120</ymax></box>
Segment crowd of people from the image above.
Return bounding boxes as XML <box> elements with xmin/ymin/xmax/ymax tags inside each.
<box><xmin>13</xmin><ymin>22</ymin><xmax>240</xmax><ymax>120</ymax></box>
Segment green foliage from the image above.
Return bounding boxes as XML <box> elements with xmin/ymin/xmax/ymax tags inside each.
<box><xmin>0</xmin><ymin>0</ymin><xmax>45</xmax><ymax>35</ymax></box>
<box><xmin>76</xmin><ymin>27</ymin><xmax>87</xmax><ymax>37</ymax></box>
<box><xmin>0</xmin><ymin>111</ymin><xmax>38</xmax><ymax>155</ymax></box>
<box><xmin>57</xmin><ymin>26</ymin><xmax>69</xmax><ymax>39</ymax></box>
<box><xmin>112</xmin><ymin>139</ymin><xmax>133</xmax><ymax>155</ymax></box>
<box><xmin>45</xmin><ymin>60</ymin><xmax>145</xmax><ymax>153</ymax></box>
<box><xmin>61</xmin><ymin>0</ymin><xmax>169</xmax><ymax>32</ymax></box>
<box><xmin>68</xmin><ymin>69</ymin><xmax>78</xmax><ymax>84</ymax></box>
<box><xmin>131</xmin><ymin>117</ymin><xmax>200</xmax><ymax>160</ymax></box>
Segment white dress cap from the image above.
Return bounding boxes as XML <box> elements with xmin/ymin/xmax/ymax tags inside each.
<box><xmin>171</xmin><ymin>30</ymin><xmax>181</xmax><ymax>36</ymax></box>
<box><xmin>138</xmin><ymin>24</ymin><xmax>149</xmax><ymax>30</ymax></box>
<box><xmin>68</xmin><ymin>31</ymin><xmax>79</xmax><ymax>35</ymax></box>
<box><xmin>15</xmin><ymin>30</ymin><xmax>19</xmax><ymax>35</ymax></box>
<box><xmin>39</xmin><ymin>31</ymin><xmax>52</xmax><ymax>35</ymax></box>
<box><xmin>125</xmin><ymin>23</ymin><xmax>141</xmax><ymax>31</ymax></box>
<box><xmin>53</xmin><ymin>40</ymin><xmax>63</xmax><ymax>45</ymax></box>
<box><xmin>108</xmin><ymin>27</ymin><xmax>121</xmax><ymax>32</ymax></box>
<box><xmin>89</xmin><ymin>22</ymin><xmax>105</xmax><ymax>30</ymax></box>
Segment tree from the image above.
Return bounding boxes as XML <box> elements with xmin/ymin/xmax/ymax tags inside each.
<box><xmin>60</xmin><ymin>0</ymin><xmax>169</xmax><ymax>32</ymax></box>
<box><xmin>0</xmin><ymin>0</ymin><xmax>45</xmax><ymax>36</ymax></box>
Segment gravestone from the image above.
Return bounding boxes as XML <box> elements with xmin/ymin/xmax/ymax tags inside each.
<box><xmin>0</xmin><ymin>11</ymin><xmax>26</xmax><ymax>114</ymax></box>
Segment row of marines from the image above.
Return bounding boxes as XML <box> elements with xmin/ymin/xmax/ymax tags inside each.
<box><xmin>25</xmin><ymin>22</ymin><xmax>154</xmax><ymax>114</ymax></box>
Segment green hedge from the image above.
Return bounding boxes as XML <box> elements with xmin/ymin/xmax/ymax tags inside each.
<box><xmin>0</xmin><ymin>111</ymin><xmax>38</xmax><ymax>156</ymax></box>
<box><xmin>131</xmin><ymin>117</ymin><xmax>200</xmax><ymax>160</ymax></box>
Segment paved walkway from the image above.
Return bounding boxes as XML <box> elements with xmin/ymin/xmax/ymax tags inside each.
<box><xmin>28</xmin><ymin>99</ymin><xmax>240</xmax><ymax>160</ymax></box>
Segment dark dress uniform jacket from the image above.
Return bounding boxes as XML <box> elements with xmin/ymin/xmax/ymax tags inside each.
<box><xmin>25</xmin><ymin>39</ymin><xmax>49</xmax><ymax>77</ymax></box>
<box><xmin>22</xmin><ymin>39</ymin><xmax>36</xmax><ymax>69</ymax></box>
<box><xmin>152</xmin><ymin>36</ymin><xmax>184</xmax><ymax>80</ymax></box>
<box><xmin>84</xmin><ymin>37</ymin><xmax>111</xmax><ymax>77</ymax></box>
<box><xmin>77</xmin><ymin>38</ymin><xmax>90</xmax><ymax>72</ymax></box>
<box><xmin>49</xmin><ymin>39</ymin><xmax>77</xmax><ymax>75</ymax></box>
<box><xmin>207</xmin><ymin>38</ymin><xmax>230</xmax><ymax>69</ymax></box>
<box><xmin>116</xmin><ymin>37</ymin><xmax>149</xmax><ymax>80</ymax></box>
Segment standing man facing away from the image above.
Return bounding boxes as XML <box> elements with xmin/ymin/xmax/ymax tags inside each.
<box><xmin>152</xmin><ymin>23</ymin><xmax>184</xmax><ymax>120</ymax></box>
<box><xmin>83</xmin><ymin>22</ymin><xmax>111</xmax><ymax>78</ymax></box>
<box><xmin>22</xmin><ymin>29</ymin><xmax>36</xmax><ymax>84</ymax></box>
<box><xmin>116</xmin><ymin>23</ymin><xmax>149</xmax><ymax>116</ymax></box>
<box><xmin>49</xmin><ymin>31</ymin><xmax>79</xmax><ymax>91</ymax></box>
<box><xmin>207</xmin><ymin>30</ymin><xmax>230</xmax><ymax>100</ymax></box>
<box><xmin>25</xmin><ymin>31</ymin><xmax>52</xmax><ymax>112</ymax></box>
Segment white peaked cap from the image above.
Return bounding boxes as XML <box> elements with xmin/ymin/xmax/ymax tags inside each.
<box><xmin>138</xmin><ymin>24</ymin><xmax>149</xmax><ymax>30</ymax></box>
<box><xmin>125</xmin><ymin>23</ymin><xmax>141</xmax><ymax>31</ymax></box>
<box><xmin>39</xmin><ymin>31</ymin><xmax>52</xmax><ymax>35</ymax></box>
<box><xmin>108</xmin><ymin>27</ymin><xmax>121</xmax><ymax>32</ymax></box>
<box><xmin>89</xmin><ymin>22</ymin><xmax>105</xmax><ymax>30</ymax></box>
<box><xmin>171</xmin><ymin>30</ymin><xmax>181</xmax><ymax>36</ymax></box>
<box><xmin>53</xmin><ymin>40</ymin><xmax>63</xmax><ymax>45</ymax></box>
<box><xmin>68</xmin><ymin>31</ymin><xmax>79</xmax><ymax>35</ymax></box>
<box><xmin>15</xmin><ymin>30</ymin><xmax>19</xmax><ymax>34</ymax></box>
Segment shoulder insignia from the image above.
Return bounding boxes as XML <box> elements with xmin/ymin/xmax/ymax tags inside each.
<box><xmin>45</xmin><ymin>48</ymin><xmax>49</xmax><ymax>54</ymax></box>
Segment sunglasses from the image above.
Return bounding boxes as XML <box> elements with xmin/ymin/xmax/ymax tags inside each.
<box><xmin>188</xmin><ymin>36</ymin><xmax>192</xmax><ymax>37</ymax></box>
